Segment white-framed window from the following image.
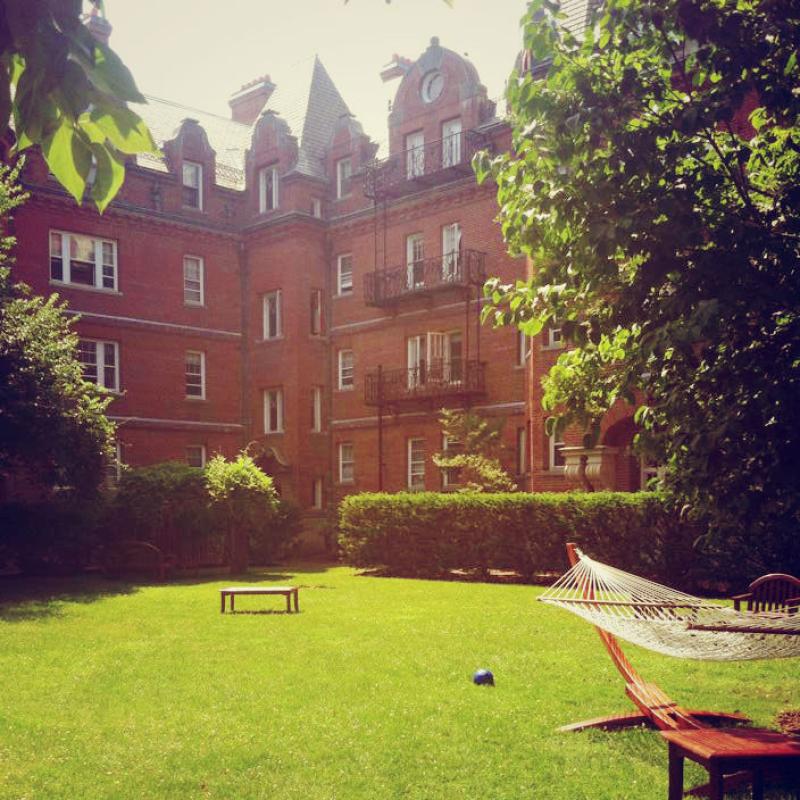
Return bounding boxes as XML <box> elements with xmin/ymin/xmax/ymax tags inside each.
<box><xmin>310</xmin><ymin>289</ymin><xmax>323</xmax><ymax>335</ymax></box>
<box><xmin>406</xmin><ymin>233</ymin><xmax>425</xmax><ymax>289</ymax></box>
<box><xmin>516</xmin><ymin>426</ymin><xmax>528</xmax><ymax>476</ymax></box>
<box><xmin>441</xmin><ymin>222</ymin><xmax>461</xmax><ymax>280</ymax></box>
<box><xmin>312</xmin><ymin>198</ymin><xmax>322</xmax><ymax>218</ymax></box>
<box><xmin>182</xmin><ymin>161</ymin><xmax>203</xmax><ymax>209</ymax></box>
<box><xmin>185</xmin><ymin>351</ymin><xmax>206</xmax><ymax>399</ymax></box>
<box><xmin>442</xmin><ymin>117</ymin><xmax>462</xmax><ymax>168</ymax></box>
<box><xmin>77</xmin><ymin>339</ymin><xmax>119</xmax><ymax>392</ymax></box>
<box><xmin>547</xmin><ymin>327</ymin><xmax>564</xmax><ymax>348</ymax></box>
<box><xmin>336</xmin><ymin>253</ymin><xmax>353</xmax><ymax>295</ymax></box>
<box><xmin>548</xmin><ymin>429</ymin><xmax>566</xmax><ymax>472</ymax></box>
<box><xmin>407</xmin><ymin>438</ymin><xmax>426</xmax><ymax>491</ymax></box>
<box><xmin>339</xmin><ymin>442</ymin><xmax>354</xmax><ymax>483</ymax></box>
<box><xmin>405</xmin><ymin>130</ymin><xmax>425</xmax><ymax>179</ymax></box>
<box><xmin>407</xmin><ymin>330</ymin><xmax>462</xmax><ymax>387</ymax></box>
<box><xmin>338</xmin><ymin>349</ymin><xmax>354</xmax><ymax>390</ymax></box>
<box><xmin>311</xmin><ymin>386</ymin><xmax>322</xmax><ymax>432</ymax></box>
<box><xmin>336</xmin><ymin>156</ymin><xmax>352</xmax><ymax>199</ymax></box>
<box><xmin>441</xmin><ymin>434</ymin><xmax>462</xmax><ymax>488</ymax></box>
<box><xmin>516</xmin><ymin>328</ymin><xmax>528</xmax><ymax>367</ymax></box>
<box><xmin>186</xmin><ymin>445</ymin><xmax>207</xmax><ymax>468</ymax></box>
<box><xmin>49</xmin><ymin>230</ymin><xmax>118</xmax><ymax>291</ymax></box>
<box><xmin>263</xmin><ymin>388</ymin><xmax>284</xmax><ymax>433</ymax></box>
<box><xmin>258</xmin><ymin>165</ymin><xmax>279</xmax><ymax>213</ymax></box>
<box><xmin>263</xmin><ymin>290</ymin><xmax>282</xmax><ymax>340</ymax></box>
<box><xmin>312</xmin><ymin>477</ymin><xmax>323</xmax><ymax>509</ymax></box>
<box><xmin>183</xmin><ymin>255</ymin><xmax>204</xmax><ymax>306</ymax></box>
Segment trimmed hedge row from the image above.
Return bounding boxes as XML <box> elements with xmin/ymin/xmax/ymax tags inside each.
<box><xmin>339</xmin><ymin>491</ymin><xmax>705</xmax><ymax>587</ymax></box>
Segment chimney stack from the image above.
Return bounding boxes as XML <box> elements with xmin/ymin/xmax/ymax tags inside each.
<box><xmin>228</xmin><ymin>76</ymin><xmax>276</xmax><ymax>125</ymax></box>
<box><xmin>85</xmin><ymin>5</ymin><xmax>112</xmax><ymax>45</ymax></box>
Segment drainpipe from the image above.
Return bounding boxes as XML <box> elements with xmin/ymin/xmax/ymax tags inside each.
<box><xmin>238</xmin><ymin>240</ymin><xmax>251</xmax><ymax>448</ymax></box>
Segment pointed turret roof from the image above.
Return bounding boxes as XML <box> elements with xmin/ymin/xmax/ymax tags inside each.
<box><xmin>262</xmin><ymin>56</ymin><xmax>354</xmax><ymax>179</ymax></box>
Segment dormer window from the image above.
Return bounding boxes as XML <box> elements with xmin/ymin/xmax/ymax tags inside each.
<box><xmin>421</xmin><ymin>70</ymin><xmax>444</xmax><ymax>103</ymax></box>
<box><xmin>336</xmin><ymin>157</ymin><xmax>352</xmax><ymax>199</ymax></box>
<box><xmin>182</xmin><ymin>161</ymin><xmax>203</xmax><ymax>209</ymax></box>
<box><xmin>259</xmin><ymin>166</ymin><xmax>279</xmax><ymax>213</ymax></box>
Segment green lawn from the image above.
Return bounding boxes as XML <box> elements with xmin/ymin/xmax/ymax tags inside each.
<box><xmin>1</xmin><ymin>565</ymin><xmax>797</xmax><ymax>799</ymax></box>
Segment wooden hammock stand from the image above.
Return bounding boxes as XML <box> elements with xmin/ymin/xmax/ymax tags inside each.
<box><xmin>559</xmin><ymin>542</ymin><xmax>748</xmax><ymax>734</ymax></box>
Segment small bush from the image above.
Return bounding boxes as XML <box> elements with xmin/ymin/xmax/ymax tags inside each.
<box><xmin>339</xmin><ymin>491</ymin><xmax>704</xmax><ymax>588</ymax></box>
<box><xmin>205</xmin><ymin>454</ymin><xmax>281</xmax><ymax>573</ymax></box>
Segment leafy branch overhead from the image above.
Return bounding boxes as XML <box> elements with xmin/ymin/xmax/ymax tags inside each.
<box><xmin>1</xmin><ymin>0</ymin><xmax>157</xmax><ymax>211</ymax></box>
<box><xmin>477</xmin><ymin>0</ymin><xmax>800</xmax><ymax>565</ymax></box>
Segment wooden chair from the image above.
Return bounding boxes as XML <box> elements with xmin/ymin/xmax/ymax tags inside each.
<box><xmin>732</xmin><ymin>574</ymin><xmax>800</xmax><ymax>614</ymax></box>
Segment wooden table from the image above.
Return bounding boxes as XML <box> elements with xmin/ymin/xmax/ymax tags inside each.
<box><xmin>220</xmin><ymin>586</ymin><xmax>299</xmax><ymax>614</ymax></box>
<box><xmin>661</xmin><ymin>728</ymin><xmax>800</xmax><ymax>800</ymax></box>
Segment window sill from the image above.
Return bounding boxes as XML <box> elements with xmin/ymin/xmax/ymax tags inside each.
<box><xmin>264</xmin><ymin>430</ymin><xmax>285</xmax><ymax>435</ymax></box>
<box><xmin>184</xmin><ymin>302</ymin><xmax>206</xmax><ymax>309</ymax></box>
<box><xmin>185</xmin><ymin>396</ymin><xmax>208</xmax><ymax>402</ymax></box>
<box><xmin>542</xmin><ymin>344</ymin><xmax>565</xmax><ymax>352</ymax></box>
<box><xmin>333</xmin><ymin>292</ymin><xmax>353</xmax><ymax>300</ymax></box>
<box><xmin>545</xmin><ymin>467</ymin><xmax>566</xmax><ymax>475</ymax></box>
<box><xmin>338</xmin><ymin>479</ymin><xmax>355</xmax><ymax>486</ymax></box>
<box><xmin>182</xmin><ymin>205</ymin><xmax>205</xmax><ymax>213</ymax></box>
<box><xmin>50</xmin><ymin>281</ymin><xmax>121</xmax><ymax>296</ymax></box>
<box><xmin>336</xmin><ymin>386</ymin><xmax>354</xmax><ymax>392</ymax></box>
<box><xmin>256</xmin><ymin>336</ymin><xmax>285</xmax><ymax>344</ymax></box>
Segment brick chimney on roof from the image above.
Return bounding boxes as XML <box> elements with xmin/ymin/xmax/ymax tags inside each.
<box><xmin>84</xmin><ymin>5</ymin><xmax>112</xmax><ymax>45</ymax></box>
<box><xmin>228</xmin><ymin>76</ymin><xmax>276</xmax><ymax>125</ymax></box>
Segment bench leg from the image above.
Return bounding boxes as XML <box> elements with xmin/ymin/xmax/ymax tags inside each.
<box><xmin>221</xmin><ymin>593</ymin><xmax>226</xmax><ymax>614</ymax></box>
<box><xmin>708</xmin><ymin>768</ymin><xmax>724</xmax><ymax>800</ymax></box>
<box><xmin>230</xmin><ymin>594</ymin><xmax>235</xmax><ymax>613</ymax></box>
<box><xmin>286</xmin><ymin>593</ymin><xmax>291</xmax><ymax>613</ymax></box>
<box><xmin>294</xmin><ymin>590</ymin><xmax>299</xmax><ymax>613</ymax></box>
<box><xmin>752</xmin><ymin>769</ymin><xmax>763</xmax><ymax>800</ymax></box>
<box><xmin>668</xmin><ymin>746</ymin><xmax>684</xmax><ymax>800</ymax></box>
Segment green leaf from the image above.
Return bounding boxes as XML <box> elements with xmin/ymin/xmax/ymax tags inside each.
<box><xmin>42</xmin><ymin>118</ymin><xmax>87</xmax><ymax>203</ymax></box>
<box><xmin>90</xmin><ymin>143</ymin><xmax>125</xmax><ymax>213</ymax></box>
<box><xmin>89</xmin><ymin>103</ymin><xmax>157</xmax><ymax>155</ymax></box>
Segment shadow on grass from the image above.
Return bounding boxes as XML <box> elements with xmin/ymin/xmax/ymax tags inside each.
<box><xmin>0</xmin><ymin>574</ymin><xmax>139</xmax><ymax>623</ymax></box>
<box><xmin>356</xmin><ymin>566</ymin><xmax>559</xmax><ymax>586</ymax></box>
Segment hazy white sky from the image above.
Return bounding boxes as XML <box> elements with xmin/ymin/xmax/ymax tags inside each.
<box><xmin>105</xmin><ymin>0</ymin><xmax>528</xmax><ymax>146</ymax></box>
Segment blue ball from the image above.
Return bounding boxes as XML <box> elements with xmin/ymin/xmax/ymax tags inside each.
<box><xmin>473</xmin><ymin>668</ymin><xmax>495</xmax><ymax>686</ymax></box>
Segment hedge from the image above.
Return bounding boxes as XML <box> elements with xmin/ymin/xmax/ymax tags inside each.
<box><xmin>339</xmin><ymin>491</ymin><xmax>707</xmax><ymax>588</ymax></box>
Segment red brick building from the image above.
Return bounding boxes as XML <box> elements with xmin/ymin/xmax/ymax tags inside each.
<box><xmin>12</xmin><ymin>33</ymin><xmax>645</xmax><ymax>548</ymax></box>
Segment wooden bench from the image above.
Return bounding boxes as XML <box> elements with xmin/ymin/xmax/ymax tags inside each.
<box><xmin>661</xmin><ymin>728</ymin><xmax>800</xmax><ymax>800</ymax></box>
<box><xmin>732</xmin><ymin>573</ymin><xmax>800</xmax><ymax>614</ymax></box>
<box><xmin>220</xmin><ymin>586</ymin><xmax>299</xmax><ymax>614</ymax></box>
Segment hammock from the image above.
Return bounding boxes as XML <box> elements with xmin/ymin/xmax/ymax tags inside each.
<box><xmin>540</xmin><ymin>550</ymin><xmax>800</xmax><ymax>661</ymax></box>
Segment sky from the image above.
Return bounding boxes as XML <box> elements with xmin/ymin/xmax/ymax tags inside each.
<box><xmin>104</xmin><ymin>0</ymin><xmax>529</xmax><ymax>147</ymax></box>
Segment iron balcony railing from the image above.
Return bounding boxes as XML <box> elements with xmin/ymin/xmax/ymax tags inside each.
<box><xmin>364</xmin><ymin>248</ymin><xmax>486</xmax><ymax>306</ymax></box>
<box><xmin>364</xmin><ymin>359</ymin><xmax>486</xmax><ymax>406</ymax></box>
<box><xmin>363</xmin><ymin>130</ymin><xmax>489</xmax><ymax>199</ymax></box>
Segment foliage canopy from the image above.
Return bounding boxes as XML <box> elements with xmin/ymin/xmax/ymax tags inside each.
<box><xmin>477</xmin><ymin>0</ymin><xmax>800</xmax><ymax>566</ymax></box>
<box><xmin>1</xmin><ymin>0</ymin><xmax>156</xmax><ymax>211</ymax></box>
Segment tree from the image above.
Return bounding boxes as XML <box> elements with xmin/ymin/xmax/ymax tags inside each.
<box><xmin>477</xmin><ymin>0</ymin><xmax>800</xmax><ymax>569</ymax></box>
<box><xmin>205</xmin><ymin>453</ymin><xmax>280</xmax><ymax>574</ymax></box>
<box><xmin>1</xmin><ymin>0</ymin><xmax>156</xmax><ymax>211</ymax></box>
<box><xmin>432</xmin><ymin>408</ymin><xmax>517</xmax><ymax>492</ymax></box>
<box><xmin>0</xmin><ymin>163</ymin><xmax>115</xmax><ymax>492</ymax></box>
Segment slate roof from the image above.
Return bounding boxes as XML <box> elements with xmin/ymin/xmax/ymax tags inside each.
<box><xmin>134</xmin><ymin>95</ymin><xmax>252</xmax><ymax>190</ymax></box>
<box><xmin>132</xmin><ymin>56</ymin><xmax>354</xmax><ymax>189</ymax></box>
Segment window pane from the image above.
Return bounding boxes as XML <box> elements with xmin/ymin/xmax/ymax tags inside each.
<box><xmin>186</xmin><ymin>352</ymin><xmax>204</xmax><ymax>397</ymax></box>
<box><xmin>103</xmin><ymin>344</ymin><xmax>118</xmax><ymax>391</ymax></box>
<box><xmin>78</xmin><ymin>340</ymin><xmax>98</xmax><ymax>384</ymax></box>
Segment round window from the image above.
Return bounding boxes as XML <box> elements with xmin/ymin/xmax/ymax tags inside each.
<box><xmin>420</xmin><ymin>70</ymin><xmax>444</xmax><ymax>103</ymax></box>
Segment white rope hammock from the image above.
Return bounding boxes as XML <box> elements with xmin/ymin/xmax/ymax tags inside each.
<box><xmin>539</xmin><ymin>552</ymin><xmax>800</xmax><ymax>661</ymax></box>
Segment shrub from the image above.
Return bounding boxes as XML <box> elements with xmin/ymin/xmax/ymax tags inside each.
<box><xmin>249</xmin><ymin>497</ymin><xmax>302</xmax><ymax>565</ymax></box>
<box><xmin>205</xmin><ymin>454</ymin><xmax>280</xmax><ymax>573</ymax></box>
<box><xmin>0</xmin><ymin>492</ymin><xmax>109</xmax><ymax>575</ymax></box>
<box><xmin>109</xmin><ymin>462</ymin><xmax>215</xmax><ymax>565</ymax></box>
<box><xmin>339</xmin><ymin>491</ymin><xmax>705</xmax><ymax>588</ymax></box>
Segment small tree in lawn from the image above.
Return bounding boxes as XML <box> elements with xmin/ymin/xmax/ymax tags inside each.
<box><xmin>205</xmin><ymin>453</ymin><xmax>280</xmax><ymax>574</ymax></box>
<box><xmin>432</xmin><ymin>408</ymin><xmax>517</xmax><ymax>492</ymax></box>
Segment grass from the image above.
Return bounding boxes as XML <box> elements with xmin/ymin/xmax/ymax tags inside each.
<box><xmin>0</xmin><ymin>565</ymin><xmax>797</xmax><ymax>799</ymax></box>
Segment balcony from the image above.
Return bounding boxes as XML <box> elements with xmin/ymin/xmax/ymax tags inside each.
<box><xmin>364</xmin><ymin>249</ymin><xmax>486</xmax><ymax>307</ymax></box>
<box><xmin>363</xmin><ymin>130</ymin><xmax>489</xmax><ymax>199</ymax></box>
<box><xmin>364</xmin><ymin>359</ymin><xmax>486</xmax><ymax>407</ymax></box>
